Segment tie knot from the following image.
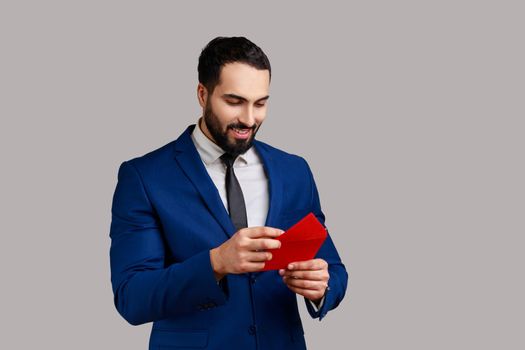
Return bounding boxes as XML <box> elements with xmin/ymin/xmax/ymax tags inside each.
<box><xmin>220</xmin><ymin>153</ymin><xmax>237</xmax><ymax>168</ymax></box>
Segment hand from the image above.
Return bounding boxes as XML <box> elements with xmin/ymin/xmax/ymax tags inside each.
<box><xmin>279</xmin><ymin>259</ymin><xmax>329</xmax><ymax>303</ymax></box>
<box><xmin>210</xmin><ymin>227</ymin><xmax>283</xmax><ymax>280</ymax></box>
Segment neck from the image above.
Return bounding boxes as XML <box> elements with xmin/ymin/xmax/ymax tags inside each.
<box><xmin>199</xmin><ymin>117</ymin><xmax>219</xmax><ymax>146</ymax></box>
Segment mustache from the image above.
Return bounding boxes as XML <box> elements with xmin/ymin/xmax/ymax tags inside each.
<box><xmin>227</xmin><ymin>122</ymin><xmax>257</xmax><ymax>131</ymax></box>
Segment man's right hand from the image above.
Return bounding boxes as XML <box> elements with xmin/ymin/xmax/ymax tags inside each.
<box><xmin>210</xmin><ymin>227</ymin><xmax>283</xmax><ymax>280</ymax></box>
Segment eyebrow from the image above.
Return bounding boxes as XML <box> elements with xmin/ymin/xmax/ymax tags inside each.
<box><xmin>222</xmin><ymin>93</ymin><xmax>270</xmax><ymax>103</ymax></box>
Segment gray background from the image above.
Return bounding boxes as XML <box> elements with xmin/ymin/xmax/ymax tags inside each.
<box><xmin>1</xmin><ymin>1</ymin><xmax>523</xmax><ymax>349</ymax></box>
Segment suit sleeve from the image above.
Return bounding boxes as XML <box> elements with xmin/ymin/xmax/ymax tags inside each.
<box><xmin>109</xmin><ymin>161</ymin><xmax>228</xmax><ymax>326</ymax></box>
<box><xmin>301</xmin><ymin>159</ymin><xmax>349</xmax><ymax>320</ymax></box>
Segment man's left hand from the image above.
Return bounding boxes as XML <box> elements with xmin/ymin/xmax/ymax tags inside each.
<box><xmin>279</xmin><ymin>258</ymin><xmax>329</xmax><ymax>304</ymax></box>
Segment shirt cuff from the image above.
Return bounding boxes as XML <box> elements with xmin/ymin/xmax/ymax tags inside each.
<box><xmin>307</xmin><ymin>295</ymin><xmax>325</xmax><ymax>312</ymax></box>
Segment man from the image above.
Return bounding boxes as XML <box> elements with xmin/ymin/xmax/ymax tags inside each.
<box><xmin>110</xmin><ymin>36</ymin><xmax>348</xmax><ymax>350</ymax></box>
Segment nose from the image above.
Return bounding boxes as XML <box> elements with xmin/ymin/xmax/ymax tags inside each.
<box><xmin>238</xmin><ymin>105</ymin><xmax>255</xmax><ymax>126</ymax></box>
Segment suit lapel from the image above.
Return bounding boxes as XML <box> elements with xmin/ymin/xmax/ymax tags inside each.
<box><xmin>173</xmin><ymin>125</ymin><xmax>236</xmax><ymax>238</ymax></box>
<box><xmin>254</xmin><ymin>141</ymin><xmax>284</xmax><ymax>230</ymax></box>
<box><xmin>252</xmin><ymin>141</ymin><xmax>283</xmax><ymax>278</ymax></box>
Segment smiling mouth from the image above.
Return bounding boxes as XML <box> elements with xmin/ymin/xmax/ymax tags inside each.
<box><xmin>229</xmin><ymin>127</ymin><xmax>252</xmax><ymax>139</ymax></box>
<box><xmin>233</xmin><ymin>128</ymin><xmax>250</xmax><ymax>134</ymax></box>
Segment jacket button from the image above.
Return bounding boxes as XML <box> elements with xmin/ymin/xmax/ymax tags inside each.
<box><xmin>248</xmin><ymin>325</ymin><xmax>257</xmax><ymax>335</ymax></box>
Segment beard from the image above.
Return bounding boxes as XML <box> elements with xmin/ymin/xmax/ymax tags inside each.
<box><xmin>203</xmin><ymin>101</ymin><xmax>261</xmax><ymax>157</ymax></box>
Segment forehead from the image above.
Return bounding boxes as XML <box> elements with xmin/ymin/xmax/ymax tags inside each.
<box><xmin>214</xmin><ymin>62</ymin><xmax>270</xmax><ymax>99</ymax></box>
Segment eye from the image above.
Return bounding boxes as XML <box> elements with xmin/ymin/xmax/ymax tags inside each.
<box><xmin>226</xmin><ymin>99</ymin><xmax>242</xmax><ymax>106</ymax></box>
<box><xmin>255</xmin><ymin>102</ymin><xmax>267</xmax><ymax>108</ymax></box>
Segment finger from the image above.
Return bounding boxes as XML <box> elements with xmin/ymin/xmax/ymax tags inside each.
<box><xmin>285</xmin><ymin>284</ymin><xmax>325</xmax><ymax>301</ymax></box>
<box><xmin>244</xmin><ymin>227</ymin><xmax>284</xmax><ymax>239</ymax></box>
<box><xmin>249</xmin><ymin>238</ymin><xmax>281</xmax><ymax>250</ymax></box>
<box><xmin>283</xmin><ymin>276</ymin><xmax>327</xmax><ymax>291</ymax></box>
<box><xmin>246</xmin><ymin>251</ymin><xmax>273</xmax><ymax>262</ymax></box>
<box><xmin>281</xmin><ymin>269</ymin><xmax>327</xmax><ymax>281</ymax></box>
<box><xmin>236</xmin><ymin>261</ymin><xmax>266</xmax><ymax>273</ymax></box>
<box><xmin>287</xmin><ymin>258</ymin><xmax>327</xmax><ymax>271</ymax></box>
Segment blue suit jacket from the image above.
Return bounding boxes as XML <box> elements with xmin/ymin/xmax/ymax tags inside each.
<box><xmin>110</xmin><ymin>125</ymin><xmax>348</xmax><ymax>349</ymax></box>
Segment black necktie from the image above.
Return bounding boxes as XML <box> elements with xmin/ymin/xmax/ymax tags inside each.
<box><xmin>220</xmin><ymin>153</ymin><xmax>248</xmax><ymax>230</ymax></box>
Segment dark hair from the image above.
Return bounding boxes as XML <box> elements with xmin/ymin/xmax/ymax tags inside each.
<box><xmin>198</xmin><ymin>36</ymin><xmax>271</xmax><ymax>93</ymax></box>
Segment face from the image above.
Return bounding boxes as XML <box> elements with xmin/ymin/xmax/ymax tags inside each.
<box><xmin>198</xmin><ymin>62</ymin><xmax>270</xmax><ymax>157</ymax></box>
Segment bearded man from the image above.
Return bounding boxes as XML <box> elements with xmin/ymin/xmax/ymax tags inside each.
<box><xmin>109</xmin><ymin>36</ymin><xmax>348</xmax><ymax>350</ymax></box>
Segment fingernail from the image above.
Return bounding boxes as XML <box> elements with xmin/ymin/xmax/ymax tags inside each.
<box><xmin>278</xmin><ymin>269</ymin><xmax>284</xmax><ymax>275</ymax></box>
<box><xmin>288</xmin><ymin>264</ymin><xmax>294</xmax><ymax>270</ymax></box>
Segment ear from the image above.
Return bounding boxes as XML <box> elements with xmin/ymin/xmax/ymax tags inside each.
<box><xmin>197</xmin><ymin>83</ymin><xmax>208</xmax><ymax>108</ymax></box>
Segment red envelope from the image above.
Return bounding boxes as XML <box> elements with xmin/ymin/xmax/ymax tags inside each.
<box><xmin>262</xmin><ymin>212</ymin><xmax>327</xmax><ymax>271</ymax></box>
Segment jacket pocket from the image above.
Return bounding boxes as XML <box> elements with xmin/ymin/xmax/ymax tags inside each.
<box><xmin>150</xmin><ymin>329</ymin><xmax>208</xmax><ymax>349</ymax></box>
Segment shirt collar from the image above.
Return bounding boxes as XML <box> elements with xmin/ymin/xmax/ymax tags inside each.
<box><xmin>191</xmin><ymin>118</ymin><xmax>254</xmax><ymax>166</ymax></box>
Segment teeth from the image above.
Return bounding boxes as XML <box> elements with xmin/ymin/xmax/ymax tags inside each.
<box><xmin>234</xmin><ymin>128</ymin><xmax>249</xmax><ymax>134</ymax></box>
